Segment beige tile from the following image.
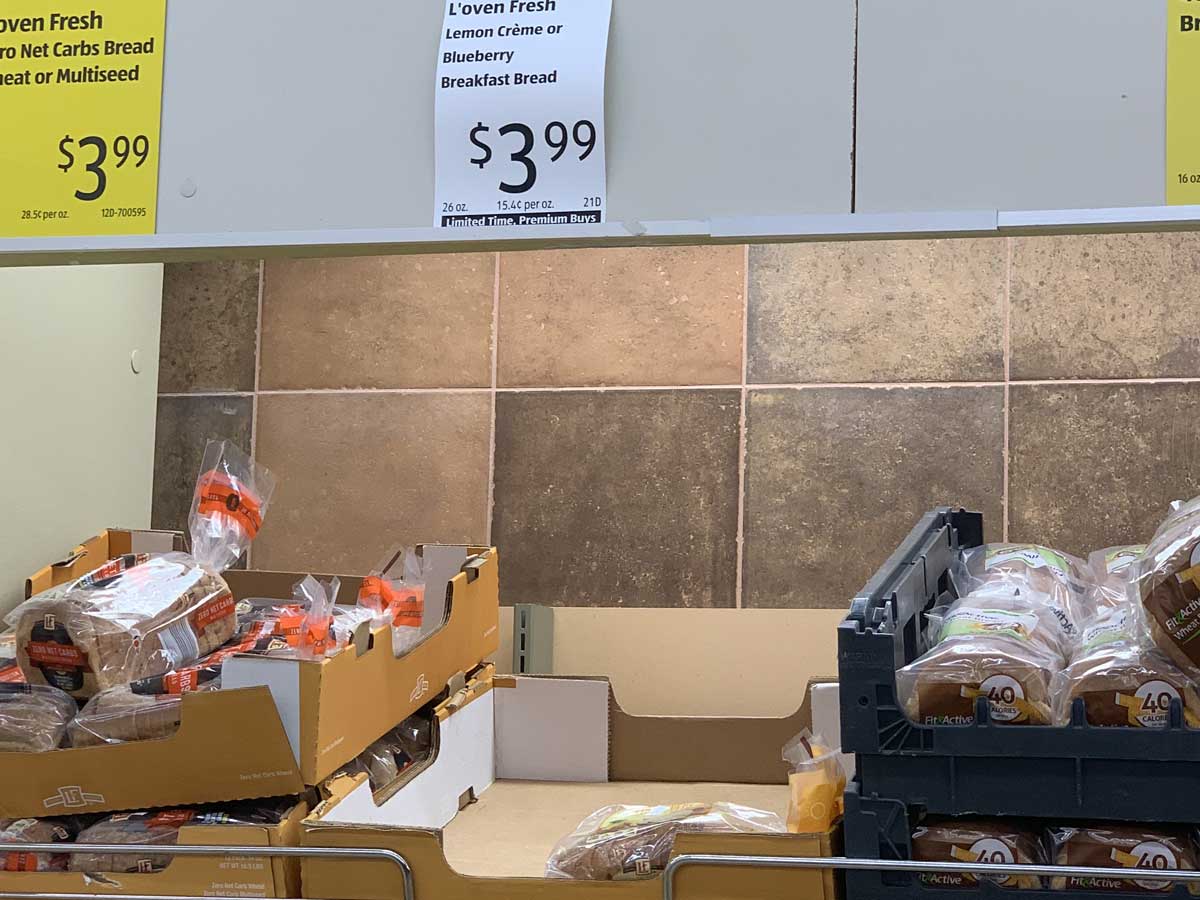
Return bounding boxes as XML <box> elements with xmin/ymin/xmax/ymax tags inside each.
<box><xmin>1010</xmin><ymin>383</ymin><xmax>1200</xmax><ymax>554</ymax></box>
<box><xmin>252</xmin><ymin>393</ymin><xmax>491</xmax><ymax>573</ymax></box>
<box><xmin>498</xmin><ymin>246</ymin><xmax>744</xmax><ymax>387</ymax></box>
<box><xmin>747</xmin><ymin>240</ymin><xmax>1006</xmax><ymax>383</ymax></box>
<box><xmin>743</xmin><ymin>387</ymin><xmax>1004</xmax><ymax>608</ymax></box>
<box><xmin>1011</xmin><ymin>233</ymin><xmax>1200</xmax><ymax>380</ymax></box>
<box><xmin>158</xmin><ymin>261</ymin><xmax>259</xmax><ymax>393</ymax></box>
<box><xmin>260</xmin><ymin>255</ymin><xmax>494</xmax><ymax>390</ymax></box>
<box><xmin>491</xmin><ymin>390</ymin><xmax>741</xmax><ymax>607</ymax></box>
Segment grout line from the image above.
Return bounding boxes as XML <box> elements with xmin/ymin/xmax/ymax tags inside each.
<box><xmin>256</xmin><ymin>386</ymin><xmax>493</xmax><ymax>396</ymax></box>
<box><xmin>162</xmin><ymin>374</ymin><xmax>1200</xmax><ymax>401</ymax></box>
<box><xmin>248</xmin><ymin>259</ymin><xmax>265</xmax><ymax>569</ymax></box>
<box><xmin>486</xmin><ymin>252</ymin><xmax>500</xmax><ymax>546</ymax></box>
<box><xmin>1002</xmin><ymin>240</ymin><xmax>1012</xmax><ymax>543</ymax></box>
<box><xmin>158</xmin><ymin>391</ymin><xmax>256</xmax><ymax>399</ymax></box>
<box><xmin>734</xmin><ymin>245</ymin><xmax>750</xmax><ymax>610</ymax></box>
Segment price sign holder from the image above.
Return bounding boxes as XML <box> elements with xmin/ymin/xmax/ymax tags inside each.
<box><xmin>1167</xmin><ymin>0</ymin><xmax>1200</xmax><ymax>204</ymax></box>
<box><xmin>433</xmin><ymin>0</ymin><xmax>612</xmax><ymax>228</ymax></box>
<box><xmin>0</xmin><ymin>0</ymin><xmax>166</xmax><ymax>237</ymax></box>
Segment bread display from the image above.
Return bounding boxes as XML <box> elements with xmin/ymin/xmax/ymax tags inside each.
<box><xmin>1049</xmin><ymin>825</ymin><xmax>1199</xmax><ymax>893</ymax></box>
<box><xmin>0</xmin><ymin>684</ymin><xmax>77</xmax><ymax>752</ymax></box>
<box><xmin>545</xmin><ymin>803</ymin><xmax>783</xmax><ymax>880</ymax></box>
<box><xmin>911</xmin><ymin>819</ymin><xmax>1044</xmax><ymax>889</ymax></box>
<box><xmin>897</xmin><ymin>585</ymin><xmax>1071</xmax><ymax>725</ymax></box>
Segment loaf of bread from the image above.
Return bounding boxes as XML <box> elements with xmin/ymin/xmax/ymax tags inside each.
<box><xmin>0</xmin><ymin>817</ymin><xmax>78</xmax><ymax>872</ymax></box>
<box><xmin>955</xmin><ymin>544</ymin><xmax>1090</xmax><ymax>632</ymax></box>
<box><xmin>546</xmin><ymin>803</ymin><xmax>783</xmax><ymax>880</ymax></box>
<box><xmin>1050</xmin><ymin>825</ymin><xmax>1198</xmax><ymax>893</ymax></box>
<box><xmin>1052</xmin><ymin>607</ymin><xmax>1200</xmax><ymax>728</ymax></box>
<box><xmin>1136</xmin><ymin>500</ymin><xmax>1200</xmax><ymax>675</ymax></box>
<box><xmin>912</xmin><ymin>819</ymin><xmax>1044</xmax><ymax>889</ymax></box>
<box><xmin>0</xmin><ymin>684</ymin><xmax>76</xmax><ymax>751</ymax></box>
<box><xmin>898</xmin><ymin>587</ymin><xmax>1069</xmax><ymax>726</ymax></box>
<box><xmin>1086</xmin><ymin>546</ymin><xmax>1145</xmax><ymax>617</ymax></box>
<box><xmin>8</xmin><ymin>553</ymin><xmax>236</xmax><ymax>699</ymax></box>
<box><xmin>71</xmin><ymin>803</ymin><xmax>291</xmax><ymax>874</ymax></box>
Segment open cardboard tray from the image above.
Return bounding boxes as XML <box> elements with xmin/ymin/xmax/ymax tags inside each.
<box><xmin>0</xmin><ymin>800</ymin><xmax>307</xmax><ymax>898</ymax></box>
<box><xmin>301</xmin><ymin>670</ymin><xmax>841</xmax><ymax>900</ymax></box>
<box><xmin>1</xmin><ymin>531</ymin><xmax>499</xmax><ymax>818</ymax></box>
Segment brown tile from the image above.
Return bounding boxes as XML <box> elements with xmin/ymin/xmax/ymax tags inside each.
<box><xmin>1011</xmin><ymin>233</ymin><xmax>1200</xmax><ymax>380</ymax></box>
<box><xmin>498</xmin><ymin>247</ymin><xmax>744</xmax><ymax>387</ymax></box>
<box><xmin>743</xmin><ymin>387</ymin><xmax>1004</xmax><ymax>608</ymax></box>
<box><xmin>152</xmin><ymin>395</ymin><xmax>254</xmax><ymax>534</ymax></box>
<box><xmin>1010</xmin><ymin>383</ymin><xmax>1200</xmax><ymax>554</ymax></box>
<box><xmin>252</xmin><ymin>393</ymin><xmax>491</xmax><ymax>573</ymax></box>
<box><xmin>491</xmin><ymin>390</ymin><xmax>741</xmax><ymax>606</ymax></box>
<box><xmin>260</xmin><ymin>255</ymin><xmax>494</xmax><ymax>390</ymax></box>
<box><xmin>158</xmin><ymin>261</ymin><xmax>260</xmax><ymax>393</ymax></box>
<box><xmin>747</xmin><ymin>240</ymin><xmax>1005</xmax><ymax>383</ymax></box>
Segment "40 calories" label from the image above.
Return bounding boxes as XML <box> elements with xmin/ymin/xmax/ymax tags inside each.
<box><xmin>433</xmin><ymin>0</ymin><xmax>612</xmax><ymax>228</ymax></box>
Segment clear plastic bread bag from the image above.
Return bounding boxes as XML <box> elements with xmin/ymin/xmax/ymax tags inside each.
<box><xmin>1086</xmin><ymin>546</ymin><xmax>1146</xmax><ymax>617</ymax></box>
<box><xmin>1049</xmin><ymin>824</ymin><xmax>1200</xmax><ymax>894</ymax></box>
<box><xmin>911</xmin><ymin>819</ymin><xmax>1045</xmax><ymax>889</ymax></box>
<box><xmin>0</xmin><ymin>818</ymin><xmax>79</xmax><ymax>872</ymax></box>
<box><xmin>1050</xmin><ymin>599</ymin><xmax>1200</xmax><ymax>728</ymax></box>
<box><xmin>896</xmin><ymin>584</ymin><xmax>1070</xmax><ymax>726</ymax></box>
<box><xmin>357</xmin><ymin>547</ymin><xmax>430</xmax><ymax>657</ymax></box>
<box><xmin>782</xmin><ymin>729</ymin><xmax>845</xmax><ymax>833</ymax></box>
<box><xmin>6</xmin><ymin>440</ymin><xmax>275</xmax><ymax>698</ymax></box>
<box><xmin>1131</xmin><ymin>496</ymin><xmax>1200</xmax><ymax>676</ymax></box>
<box><xmin>545</xmin><ymin>803</ymin><xmax>783</xmax><ymax>880</ymax></box>
<box><xmin>0</xmin><ymin>683</ymin><xmax>76</xmax><ymax>751</ymax></box>
<box><xmin>953</xmin><ymin>543</ymin><xmax>1090</xmax><ymax>637</ymax></box>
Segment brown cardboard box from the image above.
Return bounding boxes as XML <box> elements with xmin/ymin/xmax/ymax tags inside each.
<box><xmin>1</xmin><ymin>540</ymin><xmax>499</xmax><ymax>818</ymax></box>
<box><xmin>301</xmin><ymin>671</ymin><xmax>840</xmax><ymax>900</ymax></box>
<box><xmin>0</xmin><ymin>800</ymin><xmax>307</xmax><ymax>898</ymax></box>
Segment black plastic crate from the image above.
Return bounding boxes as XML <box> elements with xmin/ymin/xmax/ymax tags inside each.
<box><xmin>843</xmin><ymin>781</ymin><xmax>1198</xmax><ymax>900</ymax></box>
<box><xmin>839</xmin><ymin>507</ymin><xmax>1200</xmax><ymax>821</ymax></box>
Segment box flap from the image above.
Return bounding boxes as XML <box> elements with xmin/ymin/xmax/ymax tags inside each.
<box><xmin>609</xmin><ymin>677</ymin><xmax>835</xmax><ymax>785</ymax></box>
<box><xmin>494</xmin><ymin>677</ymin><xmax>609</xmax><ymax>782</ymax></box>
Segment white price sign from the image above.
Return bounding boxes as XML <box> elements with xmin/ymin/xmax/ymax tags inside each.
<box><xmin>434</xmin><ymin>0</ymin><xmax>612</xmax><ymax>228</ymax></box>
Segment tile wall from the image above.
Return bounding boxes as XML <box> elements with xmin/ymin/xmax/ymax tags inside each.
<box><xmin>153</xmin><ymin>235</ymin><xmax>1200</xmax><ymax>608</ymax></box>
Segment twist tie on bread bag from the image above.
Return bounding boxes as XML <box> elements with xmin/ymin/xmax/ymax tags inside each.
<box><xmin>357</xmin><ymin>546</ymin><xmax>430</xmax><ymax>656</ymax></box>
<box><xmin>288</xmin><ymin>575</ymin><xmax>341</xmax><ymax>659</ymax></box>
<box><xmin>189</xmin><ymin>439</ymin><xmax>276</xmax><ymax>574</ymax></box>
<box><xmin>781</xmin><ymin>729</ymin><xmax>845</xmax><ymax>833</ymax></box>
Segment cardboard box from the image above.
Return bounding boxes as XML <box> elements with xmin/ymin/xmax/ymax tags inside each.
<box><xmin>0</xmin><ymin>800</ymin><xmax>307</xmax><ymax>898</ymax></box>
<box><xmin>301</xmin><ymin>671</ymin><xmax>840</xmax><ymax>900</ymax></box>
<box><xmin>2</xmin><ymin>537</ymin><xmax>499</xmax><ymax>818</ymax></box>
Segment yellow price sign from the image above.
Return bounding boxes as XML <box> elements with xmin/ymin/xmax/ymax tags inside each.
<box><xmin>0</xmin><ymin>0</ymin><xmax>166</xmax><ymax>237</ymax></box>
<box><xmin>1167</xmin><ymin>0</ymin><xmax>1200</xmax><ymax>204</ymax></box>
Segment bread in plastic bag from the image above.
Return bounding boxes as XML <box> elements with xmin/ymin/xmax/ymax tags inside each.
<box><xmin>1051</xmin><ymin>606</ymin><xmax>1200</xmax><ymax>728</ymax></box>
<box><xmin>68</xmin><ymin>675</ymin><xmax>221</xmax><ymax>748</ymax></box>
<box><xmin>8</xmin><ymin>441</ymin><xmax>273</xmax><ymax>698</ymax></box>
<box><xmin>782</xmin><ymin>730</ymin><xmax>845</xmax><ymax>833</ymax></box>
<box><xmin>70</xmin><ymin>802</ymin><xmax>291</xmax><ymax>874</ymax></box>
<box><xmin>911</xmin><ymin>819</ymin><xmax>1044</xmax><ymax>889</ymax></box>
<box><xmin>1135</xmin><ymin>497</ymin><xmax>1200</xmax><ymax>675</ymax></box>
<box><xmin>545</xmin><ymin>803</ymin><xmax>783</xmax><ymax>880</ymax></box>
<box><xmin>336</xmin><ymin>715</ymin><xmax>432</xmax><ymax>792</ymax></box>
<box><xmin>897</xmin><ymin>585</ymin><xmax>1071</xmax><ymax>726</ymax></box>
<box><xmin>357</xmin><ymin>547</ymin><xmax>431</xmax><ymax>658</ymax></box>
<box><xmin>955</xmin><ymin>544</ymin><xmax>1089</xmax><ymax>638</ymax></box>
<box><xmin>0</xmin><ymin>683</ymin><xmax>76</xmax><ymax>751</ymax></box>
<box><xmin>0</xmin><ymin>817</ymin><xmax>79</xmax><ymax>872</ymax></box>
<box><xmin>1086</xmin><ymin>546</ymin><xmax>1146</xmax><ymax>617</ymax></box>
<box><xmin>1049</xmin><ymin>824</ymin><xmax>1199</xmax><ymax>894</ymax></box>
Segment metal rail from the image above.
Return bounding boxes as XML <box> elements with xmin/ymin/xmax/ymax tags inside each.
<box><xmin>662</xmin><ymin>854</ymin><xmax>1200</xmax><ymax>900</ymax></box>
<box><xmin>0</xmin><ymin>843</ymin><xmax>412</xmax><ymax>900</ymax></box>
